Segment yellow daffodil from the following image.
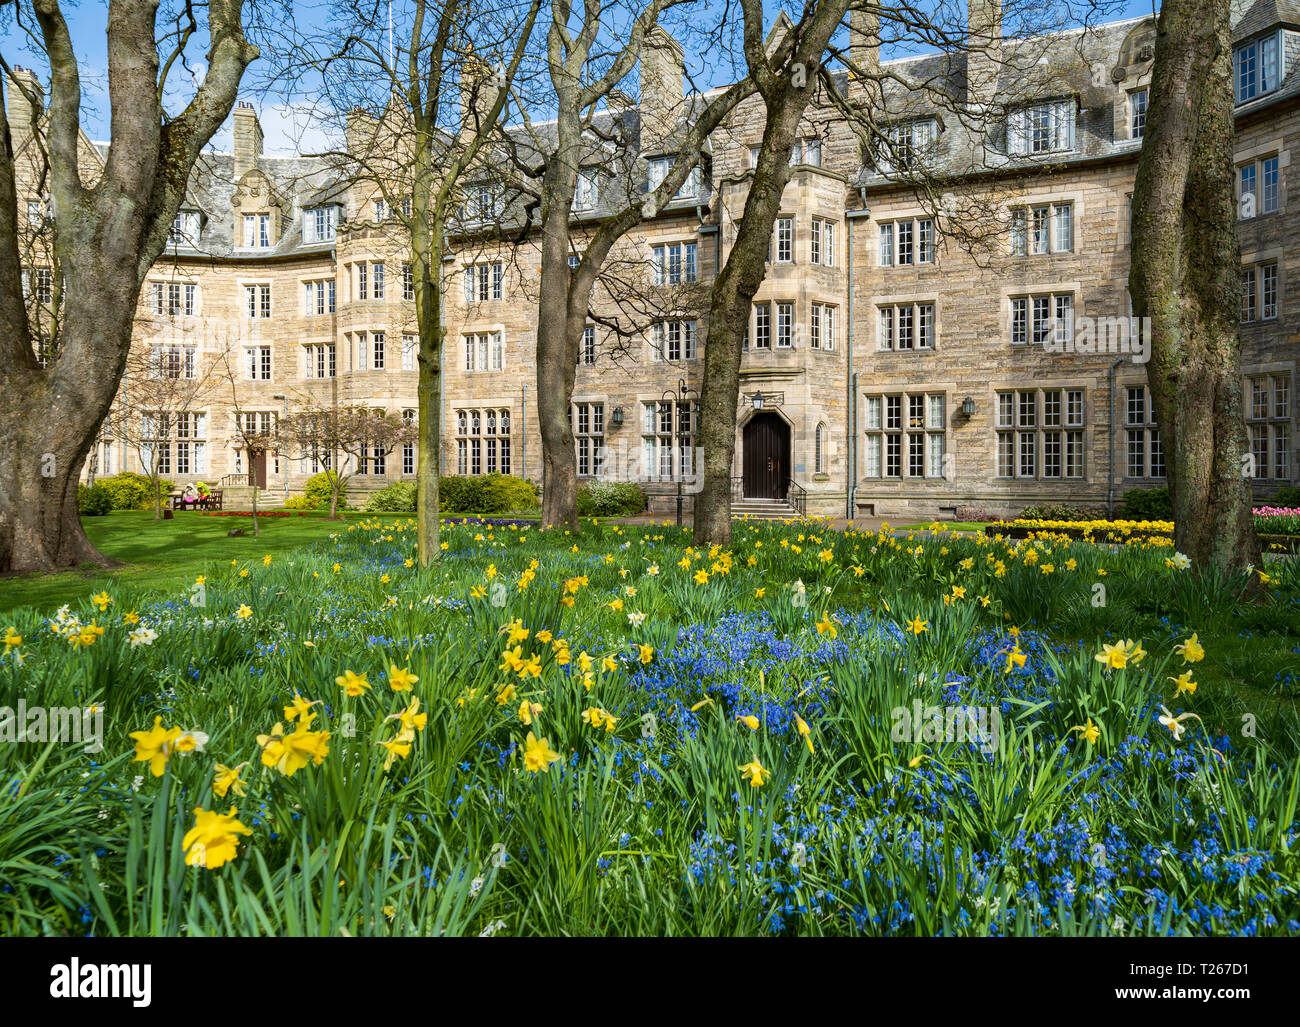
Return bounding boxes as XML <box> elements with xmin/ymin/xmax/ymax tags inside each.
<box><xmin>1174</xmin><ymin>633</ymin><xmax>1205</xmax><ymax>664</ymax></box>
<box><xmin>336</xmin><ymin>669</ymin><xmax>371</xmax><ymax>696</ymax></box>
<box><xmin>736</xmin><ymin>714</ymin><xmax>760</xmax><ymax>731</ymax></box>
<box><xmin>1069</xmin><ymin>718</ymin><xmax>1101</xmax><ymax>745</ymax></box>
<box><xmin>129</xmin><ymin>716</ymin><xmax>182</xmax><ymax>777</ymax></box>
<box><xmin>522</xmin><ymin>731</ymin><xmax>562</xmax><ymax>773</ymax></box>
<box><xmin>738</xmin><ymin>756</ymin><xmax>770</xmax><ymax>788</ymax></box>
<box><xmin>794</xmin><ymin>713</ymin><xmax>814</xmax><ymax>754</ymax></box>
<box><xmin>389</xmin><ymin>665</ymin><xmax>419</xmax><ymax>691</ymax></box>
<box><xmin>906</xmin><ymin>617</ymin><xmax>928</xmax><ymax>636</ymax></box>
<box><xmin>183</xmin><ymin>806</ymin><xmax>253</xmax><ymax>869</ymax></box>
<box><xmin>212</xmin><ymin>762</ymin><xmax>249</xmax><ymax>799</ymax></box>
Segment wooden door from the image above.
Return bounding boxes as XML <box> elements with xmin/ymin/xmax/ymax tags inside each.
<box><xmin>252</xmin><ymin>450</ymin><xmax>268</xmax><ymax>489</ymax></box>
<box><xmin>742</xmin><ymin>413</ymin><xmax>789</xmax><ymax>499</ymax></box>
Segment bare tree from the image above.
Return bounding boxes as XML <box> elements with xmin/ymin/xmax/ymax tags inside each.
<box><xmin>0</xmin><ymin>0</ymin><xmax>259</xmax><ymax>571</ymax></box>
<box><xmin>281</xmin><ymin>405</ymin><xmax>416</xmax><ymax>519</ymax></box>
<box><xmin>101</xmin><ymin>314</ymin><xmax>223</xmax><ymax>519</ymax></box>
<box><xmin>502</xmin><ymin>2</ymin><xmax>755</xmax><ymax>530</ymax></box>
<box><xmin>692</xmin><ymin>0</ymin><xmax>1112</xmax><ymax>542</ymax></box>
<box><xmin>692</xmin><ymin>0</ymin><xmax>855</xmax><ymax>543</ymax></box>
<box><xmin>1129</xmin><ymin>0</ymin><xmax>1260</xmax><ymax>574</ymax></box>
<box><xmin>270</xmin><ymin>0</ymin><xmax>543</xmax><ymax>564</ymax></box>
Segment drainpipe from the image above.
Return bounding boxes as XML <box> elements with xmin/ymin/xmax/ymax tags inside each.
<box><xmin>1107</xmin><ymin>356</ymin><xmax>1125</xmax><ymax>518</ymax></box>
<box><xmin>845</xmin><ymin>200</ymin><xmax>871</xmax><ymax>519</ymax></box>
<box><xmin>521</xmin><ymin>383</ymin><xmax>528</xmax><ymax>482</ymax></box>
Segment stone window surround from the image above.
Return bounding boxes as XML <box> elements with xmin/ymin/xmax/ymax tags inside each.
<box><xmin>858</xmin><ymin>379</ymin><xmax>960</xmax><ymax>483</ymax></box>
<box><xmin>1005</xmin><ymin>187</ymin><xmax>1087</xmax><ymax>256</ymax></box>
<box><xmin>1234</xmin><ymin>137</ymin><xmax>1289</xmax><ymax>218</ymax></box>
<box><xmin>999</xmin><ymin>279</ymin><xmax>1082</xmax><ymax>344</ymax></box>
<box><xmin>988</xmin><ymin>379</ymin><xmax>1094</xmax><ymax>481</ymax></box>
<box><xmin>872</xmin><ymin>291</ymin><xmax>940</xmax><ymax>351</ymax></box>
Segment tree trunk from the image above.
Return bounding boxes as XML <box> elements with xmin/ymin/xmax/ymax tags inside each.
<box><xmin>693</xmin><ymin>104</ymin><xmax>808</xmax><ymax>546</ymax></box>
<box><xmin>0</xmin><ymin>380</ymin><xmax>114</xmax><ymax>572</ymax></box>
<box><xmin>414</xmin><ymin>209</ymin><xmax>443</xmax><ymax>565</ymax></box>
<box><xmin>535</xmin><ymin>103</ymin><xmax>583</xmax><ymax>533</ymax></box>
<box><xmin>0</xmin><ymin>0</ymin><xmax>257</xmax><ymax>573</ymax></box>
<box><xmin>0</xmin><ymin>316</ymin><xmax>133</xmax><ymax>573</ymax></box>
<box><xmin>1129</xmin><ymin>0</ymin><xmax>1261</xmax><ymax>574</ymax></box>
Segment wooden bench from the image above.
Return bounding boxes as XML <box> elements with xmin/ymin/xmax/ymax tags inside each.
<box><xmin>169</xmin><ymin>489</ymin><xmax>223</xmax><ymax>511</ymax></box>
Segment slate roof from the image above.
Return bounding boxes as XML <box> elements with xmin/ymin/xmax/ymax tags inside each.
<box><xmin>137</xmin><ymin>1</ymin><xmax>1300</xmax><ymax>253</ymax></box>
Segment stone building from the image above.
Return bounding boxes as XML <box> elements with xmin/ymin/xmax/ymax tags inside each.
<box><xmin>7</xmin><ymin>0</ymin><xmax>1298</xmax><ymax>518</ymax></box>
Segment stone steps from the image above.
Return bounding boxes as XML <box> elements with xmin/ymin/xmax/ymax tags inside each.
<box><xmin>732</xmin><ymin>498</ymin><xmax>801</xmax><ymax>522</ymax></box>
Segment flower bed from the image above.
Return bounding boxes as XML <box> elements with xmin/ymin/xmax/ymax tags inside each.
<box><xmin>1254</xmin><ymin>507</ymin><xmax>1300</xmax><ymax>536</ymax></box>
<box><xmin>2</xmin><ymin>517</ymin><xmax>1296</xmax><ymax>937</ymax></box>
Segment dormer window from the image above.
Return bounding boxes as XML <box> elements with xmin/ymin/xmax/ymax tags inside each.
<box><xmin>170</xmin><ymin>210</ymin><xmax>201</xmax><ymax>244</ymax></box>
<box><xmin>876</xmin><ymin>119</ymin><xmax>937</xmax><ymax>173</ymax></box>
<box><xmin>1235</xmin><ymin>32</ymin><xmax>1281</xmax><ymax>104</ymax></box>
<box><xmin>464</xmin><ymin>181</ymin><xmax>505</xmax><ymax>224</ymax></box>
<box><xmin>303</xmin><ymin>205</ymin><xmax>337</xmax><ymax>243</ymax></box>
<box><xmin>649</xmin><ymin>157</ymin><xmax>700</xmax><ymax>201</ymax></box>
<box><xmin>1007</xmin><ymin>101</ymin><xmax>1074</xmax><ymax>156</ymax></box>
<box><xmin>243</xmin><ymin>212</ymin><xmax>271</xmax><ymax>248</ymax></box>
<box><xmin>574</xmin><ymin>169</ymin><xmax>599</xmax><ymax>212</ymax></box>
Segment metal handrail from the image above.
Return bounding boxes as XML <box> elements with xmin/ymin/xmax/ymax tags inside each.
<box><xmin>785</xmin><ymin>478</ymin><xmax>807</xmax><ymax>517</ymax></box>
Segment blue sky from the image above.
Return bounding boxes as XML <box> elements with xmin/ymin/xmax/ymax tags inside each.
<box><xmin>2</xmin><ymin>0</ymin><xmax>1161</xmax><ymax>154</ymax></box>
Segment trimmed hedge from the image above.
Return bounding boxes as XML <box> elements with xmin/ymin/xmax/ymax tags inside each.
<box><xmin>95</xmin><ymin>472</ymin><xmax>173</xmax><ymax>511</ymax></box>
<box><xmin>1017</xmin><ymin>503</ymin><xmax>1109</xmax><ymax>522</ymax></box>
<box><xmin>576</xmin><ymin>481</ymin><xmax>646</xmax><ymax>517</ymax></box>
<box><xmin>77</xmin><ymin>482</ymin><xmax>113</xmax><ymax>516</ymax></box>
<box><xmin>361</xmin><ymin>476</ymin><xmax>540</xmax><ymax>514</ymax></box>
<box><xmin>365</xmin><ymin>480</ymin><xmax>418</xmax><ymax>513</ymax></box>
<box><xmin>1122</xmin><ymin>486</ymin><xmax>1172</xmax><ymax>520</ymax></box>
<box><xmin>439</xmin><ymin>474</ymin><xmax>539</xmax><ymax>514</ymax></box>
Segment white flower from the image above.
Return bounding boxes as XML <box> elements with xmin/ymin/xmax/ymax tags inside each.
<box><xmin>646</xmin><ymin>564</ymin><xmax>659</xmax><ymax>576</ymax></box>
<box><xmin>130</xmin><ymin>775</ymin><xmax>145</xmax><ymax>792</ymax></box>
<box><xmin>175</xmin><ymin>730</ymin><xmax>209</xmax><ymax>754</ymax></box>
<box><xmin>128</xmin><ymin>626</ymin><xmax>158</xmax><ymax>647</ymax></box>
<box><xmin>1171</xmin><ymin>551</ymin><xmax>1191</xmax><ymax>570</ymax></box>
<box><xmin>469</xmin><ymin>876</ymin><xmax>484</xmax><ymax>897</ymax></box>
<box><xmin>627</xmin><ymin>611</ymin><xmax>647</xmax><ymax>627</ymax></box>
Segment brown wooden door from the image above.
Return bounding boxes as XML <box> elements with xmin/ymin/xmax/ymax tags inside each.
<box><xmin>742</xmin><ymin>413</ymin><xmax>789</xmax><ymax>499</ymax></box>
<box><xmin>252</xmin><ymin>450</ymin><xmax>268</xmax><ymax>489</ymax></box>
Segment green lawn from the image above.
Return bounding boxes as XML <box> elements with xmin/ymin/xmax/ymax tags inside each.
<box><xmin>0</xmin><ymin>510</ymin><xmax>382</xmax><ymax>614</ymax></box>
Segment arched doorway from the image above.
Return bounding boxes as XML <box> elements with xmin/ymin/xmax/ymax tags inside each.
<box><xmin>742</xmin><ymin>413</ymin><xmax>790</xmax><ymax>499</ymax></box>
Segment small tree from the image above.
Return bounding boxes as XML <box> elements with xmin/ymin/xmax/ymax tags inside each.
<box><xmin>100</xmin><ymin>317</ymin><xmax>222</xmax><ymax>519</ymax></box>
<box><xmin>281</xmin><ymin>406</ymin><xmax>416</xmax><ymax>519</ymax></box>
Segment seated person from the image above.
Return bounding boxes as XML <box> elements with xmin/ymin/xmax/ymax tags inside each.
<box><xmin>182</xmin><ymin>484</ymin><xmax>198</xmax><ymax>507</ymax></box>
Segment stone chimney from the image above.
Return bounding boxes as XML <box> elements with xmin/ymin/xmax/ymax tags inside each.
<box><xmin>232</xmin><ymin>101</ymin><xmax>263</xmax><ymax>178</ymax></box>
<box><xmin>5</xmin><ymin>66</ymin><xmax>44</xmax><ymax>143</ymax></box>
<box><xmin>640</xmin><ymin>26</ymin><xmax>684</xmax><ymax>151</ymax></box>
<box><xmin>460</xmin><ymin>50</ymin><xmax>500</xmax><ymax>136</ymax></box>
<box><xmin>966</xmin><ymin>0</ymin><xmax>1004</xmax><ymax>111</ymax></box>
<box><xmin>848</xmin><ymin>8</ymin><xmax>882</xmax><ymax>104</ymax></box>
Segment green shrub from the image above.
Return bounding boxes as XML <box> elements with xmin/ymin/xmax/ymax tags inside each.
<box><xmin>576</xmin><ymin>481</ymin><xmax>646</xmax><ymax>517</ymax></box>
<box><xmin>1122</xmin><ymin>486</ymin><xmax>1172</xmax><ymax>520</ymax></box>
<box><xmin>438</xmin><ymin>474</ymin><xmax>539</xmax><ymax>514</ymax></box>
<box><xmin>365</xmin><ymin>480</ymin><xmax>418</xmax><ymax>513</ymax></box>
<box><xmin>302</xmin><ymin>471</ymin><xmax>346</xmax><ymax>510</ymax></box>
<box><xmin>282</xmin><ymin>495</ymin><xmax>319</xmax><ymax>510</ymax></box>
<box><xmin>96</xmin><ymin>472</ymin><xmax>173</xmax><ymax>511</ymax></box>
<box><xmin>77</xmin><ymin>482</ymin><xmax>113</xmax><ymax>517</ymax></box>
<box><xmin>1269</xmin><ymin>485</ymin><xmax>1300</xmax><ymax>507</ymax></box>
<box><xmin>1018</xmin><ymin>503</ymin><xmax>1109</xmax><ymax>522</ymax></box>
